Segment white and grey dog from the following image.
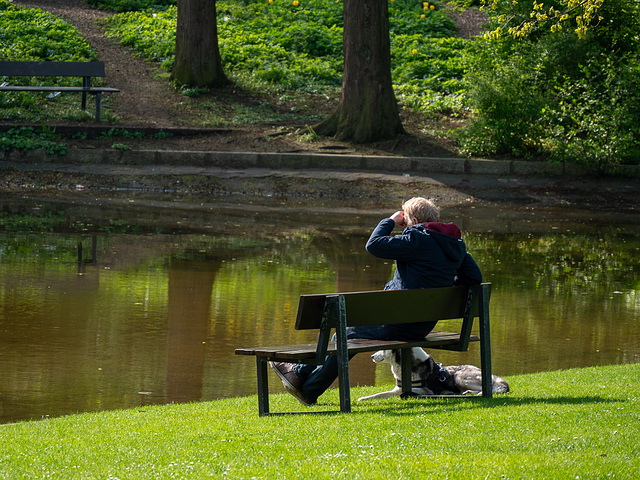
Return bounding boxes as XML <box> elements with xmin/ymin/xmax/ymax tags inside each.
<box><xmin>357</xmin><ymin>347</ymin><xmax>509</xmax><ymax>401</ymax></box>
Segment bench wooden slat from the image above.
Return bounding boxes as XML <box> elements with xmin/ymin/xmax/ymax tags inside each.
<box><xmin>295</xmin><ymin>286</ymin><xmax>478</xmax><ymax>330</ymax></box>
<box><xmin>0</xmin><ymin>60</ymin><xmax>105</xmax><ymax>77</ymax></box>
<box><xmin>0</xmin><ymin>86</ymin><xmax>120</xmax><ymax>92</ymax></box>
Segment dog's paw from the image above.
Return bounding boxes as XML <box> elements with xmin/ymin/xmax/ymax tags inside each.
<box><xmin>461</xmin><ymin>389</ymin><xmax>482</xmax><ymax>396</ymax></box>
<box><xmin>357</xmin><ymin>394</ymin><xmax>379</xmax><ymax>402</ymax></box>
<box><xmin>400</xmin><ymin>391</ymin><xmax>421</xmax><ymax>399</ymax></box>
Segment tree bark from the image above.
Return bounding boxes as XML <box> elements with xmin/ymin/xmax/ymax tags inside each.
<box><xmin>172</xmin><ymin>0</ymin><xmax>228</xmax><ymax>88</ymax></box>
<box><xmin>314</xmin><ymin>0</ymin><xmax>404</xmax><ymax>143</ymax></box>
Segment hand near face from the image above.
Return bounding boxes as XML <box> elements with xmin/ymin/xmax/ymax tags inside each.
<box><xmin>390</xmin><ymin>211</ymin><xmax>406</xmax><ymax>228</ymax></box>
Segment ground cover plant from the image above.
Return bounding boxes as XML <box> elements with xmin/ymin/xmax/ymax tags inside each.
<box><xmin>1</xmin><ymin>363</ymin><xmax>638</xmax><ymax>478</ymax></box>
<box><xmin>0</xmin><ymin>126</ymin><xmax>66</xmax><ymax>155</ymax></box>
<box><xmin>86</xmin><ymin>0</ymin><xmax>175</xmax><ymax>12</ymax></box>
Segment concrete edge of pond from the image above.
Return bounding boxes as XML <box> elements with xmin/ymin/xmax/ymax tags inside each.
<box><xmin>3</xmin><ymin>147</ymin><xmax>640</xmax><ymax>179</ymax></box>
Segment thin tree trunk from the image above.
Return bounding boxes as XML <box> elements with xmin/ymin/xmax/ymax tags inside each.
<box><xmin>172</xmin><ymin>0</ymin><xmax>228</xmax><ymax>88</ymax></box>
<box><xmin>314</xmin><ymin>0</ymin><xmax>404</xmax><ymax>143</ymax></box>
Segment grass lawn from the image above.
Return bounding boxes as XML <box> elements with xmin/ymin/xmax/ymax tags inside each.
<box><xmin>1</xmin><ymin>363</ymin><xmax>638</xmax><ymax>479</ymax></box>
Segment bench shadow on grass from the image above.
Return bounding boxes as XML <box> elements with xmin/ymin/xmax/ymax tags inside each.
<box><xmin>350</xmin><ymin>395</ymin><xmax>622</xmax><ymax>416</ymax></box>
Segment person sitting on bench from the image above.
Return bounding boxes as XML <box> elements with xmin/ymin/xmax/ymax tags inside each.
<box><xmin>270</xmin><ymin>197</ymin><xmax>483</xmax><ymax>406</ymax></box>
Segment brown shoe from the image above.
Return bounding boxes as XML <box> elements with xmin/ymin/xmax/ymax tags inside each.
<box><xmin>269</xmin><ymin>361</ymin><xmax>315</xmax><ymax>406</ymax></box>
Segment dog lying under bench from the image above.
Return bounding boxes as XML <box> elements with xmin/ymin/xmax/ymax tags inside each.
<box><xmin>357</xmin><ymin>347</ymin><xmax>509</xmax><ymax>401</ymax></box>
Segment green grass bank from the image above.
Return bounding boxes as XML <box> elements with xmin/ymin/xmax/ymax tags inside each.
<box><xmin>1</xmin><ymin>363</ymin><xmax>638</xmax><ymax>479</ymax></box>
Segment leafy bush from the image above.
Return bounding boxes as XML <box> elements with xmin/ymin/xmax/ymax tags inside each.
<box><xmin>546</xmin><ymin>56</ymin><xmax>640</xmax><ymax>168</ymax></box>
<box><xmin>460</xmin><ymin>0</ymin><xmax>640</xmax><ymax>166</ymax></box>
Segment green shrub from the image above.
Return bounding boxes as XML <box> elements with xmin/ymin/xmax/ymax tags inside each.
<box><xmin>461</xmin><ymin>0</ymin><xmax>640</xmax><ymax>165</ymax></box>
<box><xmin>546</xmin><ymin>55</ymin><xmax>640</xmax><ymax>169</ymax></box>
<box><xmin>459</xmin><ymin>40</ymin><xmax>548</xmax><ymax>156</ymax></box>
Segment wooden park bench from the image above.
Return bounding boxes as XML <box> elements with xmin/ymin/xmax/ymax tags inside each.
<box><xmin>235</xmin><ymin>283</ymin><xmax>493</xmax><ymax>416</ymax></box>
<box><xmin>0</xmin><ymin>61</ymin><xmax>120</xmax><ymax>121</ymax></box>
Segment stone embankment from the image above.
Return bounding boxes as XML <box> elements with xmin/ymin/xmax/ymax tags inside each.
<box><xmin>1</xmin><ymin>148</ymin><xmax>639</xmax><ymax>216</ymax></box>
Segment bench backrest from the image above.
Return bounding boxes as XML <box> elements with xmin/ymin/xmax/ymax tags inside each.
<box><xmin>295</xmin><ymin>284</ymin><xmax>489</xmax><ymax>330</ymax></box>
<box><xmin>0</xmin><ymin>61</ymin><xmax>105</xmax><ymax>78</ymax></box>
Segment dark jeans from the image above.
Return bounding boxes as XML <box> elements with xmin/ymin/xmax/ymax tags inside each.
<box><xmin>295</xmin><ymin>321</ymin><xmax>437</xmax><ymax>402</ymax></box>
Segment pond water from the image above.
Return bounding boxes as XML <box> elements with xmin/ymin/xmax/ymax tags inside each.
<box><xmin>1</xmin><ymin>198</ymin><xmax>639</xmax><ymax>424</ymax></box>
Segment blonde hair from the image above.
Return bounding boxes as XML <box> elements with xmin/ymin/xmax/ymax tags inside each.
<box><xmin>402</xmin><ymin>197</ymin><xmax>439</xmax><ymax>223</ymax></box>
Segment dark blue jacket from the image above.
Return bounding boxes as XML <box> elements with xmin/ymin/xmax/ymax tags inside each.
<box><xmin>365</xmin><ymin>219</ymin><xmax>482</xmax><ymax>290</ymax></box>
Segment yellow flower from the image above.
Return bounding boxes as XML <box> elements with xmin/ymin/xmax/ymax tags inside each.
<box><xmin>411</xmin><ymin>49</ymin><xmax>418</xmax><ymax>54</ymax></box>
<box><xmin>430</xmin><ymin>4</ymin><xmax>435</xmax><ymax>9</ymax></box>
<box><xmin>420</xmin><ymin>14</ymin><xmax>425</xmax><ymax>18</ymax></box>
<box><xmin>293</xmin><ymin>0</ymin><xmax>299</xmax><ymax>5</ymax></box>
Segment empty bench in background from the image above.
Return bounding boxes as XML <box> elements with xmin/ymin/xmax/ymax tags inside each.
<box><xmin>0</xmin><ymin>61</ymin><xmax>120</xmax><ymax>121</ymax></box>
<box><xmin>235</xmin><ymin>283</ymin><xmax>493</xmax><ymax>416</ymax></box>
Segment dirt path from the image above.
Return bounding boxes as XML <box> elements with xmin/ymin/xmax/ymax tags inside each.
<box><xmin>14</xmin><ymin>0</ymin><xmax>198</xmax><ymax>127</ymax></box>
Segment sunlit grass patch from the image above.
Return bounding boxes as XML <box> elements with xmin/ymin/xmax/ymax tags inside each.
<box><xmin>1</xmin><ymin>363</ymin><xmax>638</xmax><ymax>479</ymax></box>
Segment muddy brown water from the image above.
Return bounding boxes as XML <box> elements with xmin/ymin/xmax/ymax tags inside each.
<box><xmin>1</xmin><ymin>198</ymin><xmax>639</xmax><ymax>424</ymax></box>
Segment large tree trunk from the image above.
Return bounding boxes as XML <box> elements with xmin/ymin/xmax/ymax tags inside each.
<box><xmin>314</xmin><ymin>0</ymin><xmax>404</xmax><ymax>143</ymax></box>
<box><xmin>172</xmin><ymin>0</ymin><xmax>228</xmax><ymax>88</ymax></box>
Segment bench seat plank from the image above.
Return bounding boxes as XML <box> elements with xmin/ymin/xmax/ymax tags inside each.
<box><xmin>235</xmin><ymin>332</ymin><xmax>480</xmax><ymax>361</ymax></box>
<box><xmin>0</xmin><ymin>86</ymin><xmax>120</xmax><ymax>92</ymax></box>
<box><xmin>0</xmin><ymin>60</ymin><xmax>106</xmax><ymax>77</ymax></box>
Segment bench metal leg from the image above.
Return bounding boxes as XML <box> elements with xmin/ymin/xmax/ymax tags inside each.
<box><xmin>95</xmin><ymin>92</ymin><xmax>102</xmax><ymax>121</ymax></box>
<box><xmin>256</xmin><ymin>357</ymin><xmax>270</xmax><ymax>416</ymax></box>
<box><xmin>334</xmin><ymin>295</ymin><xmax>351</xmax><ymax>413</ymax></box>
<box><xmin>479</xmin><ymin>284</ymin><xmax>493</xmax><ymax>398</ymax></box>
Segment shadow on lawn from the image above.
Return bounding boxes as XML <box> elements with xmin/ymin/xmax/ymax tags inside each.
<box><xmin>353</xmin><ymin>395</ymin><xmax>622</xmax><ymax>416</ymax></box>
